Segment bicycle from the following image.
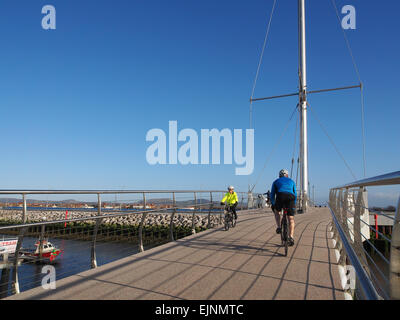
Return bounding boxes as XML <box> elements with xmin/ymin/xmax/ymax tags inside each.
<box><xmin>280</xmin><ymin>208</ymin><xmax>289</xmax><ymax>256</ymax></box>
<box><xmin>224</xmin><ymin>205</ymin><xmax>237</xmax><ymax>231</ymax></box>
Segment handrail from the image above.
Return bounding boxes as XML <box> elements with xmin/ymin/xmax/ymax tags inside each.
<box><xmin>0</xmin><ymin>202</ymin><xmax>214</xmax><ymax>231</ymax></box>
<box><xmin>333</xmin><ymin>171</ymin><xmax>400</xmax><ymax>189</ymax></box>
<box><xmin>330</xmin><ymin>171</ymin><xmax>400</xmax><ymax>300</ymax></box>
<box><xmin>0</xmin><ymin>189</ymin><xmax>245</xmax><ymax>195</ymax></box>
<box><xmin>0</xmin><ymin>189</ymin><xmax>256</xmax><ymax>297</ymax></box>
<box><xmin>329</xmin><ymin>206</ymin><xmax>380</xmax><ymax>300</ymax></box>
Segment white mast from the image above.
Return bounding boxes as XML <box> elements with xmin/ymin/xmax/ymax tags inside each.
<box><xmin>298</xmin><ymin>0</ymin><xmax>308</xmax><ymax>212</ymax></box>
<box><xmin>250</xmin><ymin>0</ymin><xmax>361</xmax><ymax>207</ymax></box>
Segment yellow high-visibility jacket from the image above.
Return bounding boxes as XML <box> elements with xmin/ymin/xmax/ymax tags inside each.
<box><xmin>221</xmin><ymin>192</ymin><xmax>238</xmax><ymax>205</ymax></box>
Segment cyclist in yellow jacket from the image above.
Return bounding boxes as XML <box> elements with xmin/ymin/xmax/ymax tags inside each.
<box><xmin>220</xmin><ymin>186</ymin><xmax>239</xmax><ymax>220</ymax></box>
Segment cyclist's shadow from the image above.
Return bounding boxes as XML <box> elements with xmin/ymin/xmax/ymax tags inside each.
<box><xmin>182</xmin><ymin>239</ymin><xmax>282</xmax><ymax>257</ymax></box>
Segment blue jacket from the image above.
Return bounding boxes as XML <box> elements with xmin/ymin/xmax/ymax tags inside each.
<box><xmin>270</xmin><ymin>177</ymin><xmax>297</xmax><ymax>205</ymax></box>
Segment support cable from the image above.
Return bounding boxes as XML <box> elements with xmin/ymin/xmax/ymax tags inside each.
<box><xmin>290</xmin><ymin>107</ymin><xmax>299</xmax><ymax>178</ymax></box>
<box><xmin>331</xmin><ymin>0</ymin><xmax>367</xmax><ymax>177</ymax></box>
<box><xmin>249</xmin><ymin>0</ymin><xmax>277</xmax><ymax>129</ymax></box>
<box><xmin>308</xmin><ymin>103</ymin><xmax>357</xmax><ymax>180</ymax></box>
<box><xmin>250</xmin><ymin>105</ymin><xmax>298</xmax><ymax>192</ymax></box>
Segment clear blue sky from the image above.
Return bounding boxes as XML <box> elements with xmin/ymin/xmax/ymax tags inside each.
<box><xmin>0</xmin><ymin>0</ymin><xmax>398</xmax><ymax>206</ymax></box>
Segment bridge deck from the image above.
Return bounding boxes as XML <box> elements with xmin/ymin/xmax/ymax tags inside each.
<box><xmin>6</xmin><ymin>208</ymin><xmax>345</xmax><ymax>300</ymax></box>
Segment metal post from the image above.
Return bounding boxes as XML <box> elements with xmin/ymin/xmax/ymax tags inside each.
<box><xmin>22</xmin><ymin>195</ymin><xmax>27</xmax><ymax>222</ymax></box>
<box><xmin>39</xmin><ymin>224</ymin><xmax>45</xmax><ymax>262</ymax></box>
<box><xmin>12</xmin><ymin>194</ymin><xmax>28</xmax><ymax>295</ymax></box>
<box><xmin>192</xmin><ymin>192</ymin><xmax>197</xmax><ymax>234</ymax></box>
<box><xmin>220</xmin><ymin>192</ymin><xmax>224</xmax><ymax>224</ymax></box>
<box><xmin>336</xmin><ymin>190</ymin><xmax>341</xmax><ymax>219</ymax></box>
<box><xmin>247</xmin><ymin>191</ymin><xmax>253</xmax><ymax>209</ymax></box>
<box><xmin>207</xmin><ymin>192</ymin><xmax>212</xmax><ymax>228</ymax></box>
<box><xmin>341</xmin><ymin>189</ymin><xmax>353</xmax><ymax>244</ymax></box>
<box><xmin>390</xmin><ymin>196</ymin><xmax>400</xmax><ymax>299</ymax></box>
<box><xmin>298</xmin><ymin>0</ymin><xmax>308</xmax><ymax>213</ymax></box>
<box><xmin>336</xmin><ymin>190</ymin><xmax>347</xmax><ymax>266</ymax></box>
<box><xmin>170</xmin><ymin>193</ymin><xmax>176</xmax><ymax>242</ymax></box>
<box><xmin>91</xmin><ymin>194</ymin><xmax>101</xmax><ymax>268</ymax></box>
<box><xmin>0</xmin><ymin>264</ymin><xmax>10</xmax><ymax>299</ymax></box>
<box><xmin>353</xmin><ymin>188</ymin><xmax>372</xmax><ymax>283</ymax></box>
<box><xmin>138</xmin><ymin>193</ymin><xmax>147</xmax><ymax>252</ymax></box>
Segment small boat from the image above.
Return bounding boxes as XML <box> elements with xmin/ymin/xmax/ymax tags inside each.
<box><xmin>20</xmin><ymin>239</ymin><xmax>61</xmax><ymax>263</ymax></box>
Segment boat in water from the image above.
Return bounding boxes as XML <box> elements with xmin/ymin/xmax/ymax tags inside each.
<box><xmin>20</xmin><ymin>239</ymin><xmax>61</xmax><ymax>263</ymax></box>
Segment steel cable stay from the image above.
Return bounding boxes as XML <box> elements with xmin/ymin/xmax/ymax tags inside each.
<box><xmin>330</xmin><ymin>0</ymin><xmax>362</xmax><ymax>84</ymax></box>
<box><xmin>296</xmin><ymin>156</ymin><xmax>300</xmax><ymax>189</ymax></box>
<box><xmin>249</xmin><ymin>0</ymin><xmax>278</xmax><ymax>130</ymax></box>
<box><xmin>250</xmin><ymin>104</ymin><xmax>298</xmax><ymax>193</ymax></box>
<box><xmin>247</xmin><ymin>1</ymin><xmax>367</xmax><ymax>212</ymax></box>
<box><xmin>307</xmin><ymin>102</ymin><xmax>358</xmax><ymax>181</ymax></box>
<box><xmin>330</xmin><ymin>0</ymin><xmax>367</xmax><ymax>177</ymax></box>
<box><xmin>290</xmin><ymin>110</ymin><xmax>300</xmax><ymax>179</ymax></box>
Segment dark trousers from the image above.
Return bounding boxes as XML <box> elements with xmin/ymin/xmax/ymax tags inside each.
<box><xmin>230</xmin><ymin>202</ymin><xmax>238</xmax><ymax>219</ymax></box>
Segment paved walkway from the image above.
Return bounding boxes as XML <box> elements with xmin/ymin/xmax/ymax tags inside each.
<box><xmin>6</xmin><ymin>208</ymin><xmax>345</xmax><ymax>300</ymax></box>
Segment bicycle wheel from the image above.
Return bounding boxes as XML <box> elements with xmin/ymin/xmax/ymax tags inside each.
<box><xmin>282</xmin><ymin>215</ymin><xmax>288</xmax><ymax>257</ymax></box>
<box><xmin>224</xmin><ymin>214</ymin><xmax>230</xmax><ymax>231</ymax></box>
<box><xmin>231</xmin><ymin>214</ymin><xmax>237</xmax><ymax>228</ymax></box>
<box><xmin>280</xmin><ymin>221</ymin><xmax>285</xmax><ymax>245</ymax></box>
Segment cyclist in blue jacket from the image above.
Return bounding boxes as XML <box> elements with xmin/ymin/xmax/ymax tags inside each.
<box><xmin>270</xmin><ymin>169</ymin><xmax>297</xmax><ymax>246</ymax></box>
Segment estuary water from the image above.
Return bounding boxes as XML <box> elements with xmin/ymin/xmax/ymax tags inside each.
<box><xmin>0</xmin><ymin>234</ymin><xmax>140</xmax><ymax>298</ymax></box>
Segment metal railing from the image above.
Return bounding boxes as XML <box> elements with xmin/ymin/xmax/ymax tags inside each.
<box><xmin>0</xmin><ymin>189</ymin><xmax>256</xmax><ymax>297</ymax></box>
<box><xmin>329</xmin><ymin>171</ymin><xmax>400</xmax><ymax>300</ymax></box>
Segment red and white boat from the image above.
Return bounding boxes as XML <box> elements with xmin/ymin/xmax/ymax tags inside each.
<box><xmin>20</xmin><ymin>239</ymin><xmax>61</xmax><ymax>263</ymax></box>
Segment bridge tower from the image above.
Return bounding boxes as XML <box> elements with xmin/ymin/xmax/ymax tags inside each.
<box><xmin>298</xmin><ymin>0</ymin><xmax>309</xmax><ymax>212</ymax></box>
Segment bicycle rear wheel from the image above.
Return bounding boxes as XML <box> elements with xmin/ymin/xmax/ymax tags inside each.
<box><xmin>284</xmin><ymin>226</ymin><xmax>288</xmax><ymax>256</ymax></box>
<box><xmin>281</xmin><ymin>215</ymin><xmax>288</xmax><ymax>256</ymax></box>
